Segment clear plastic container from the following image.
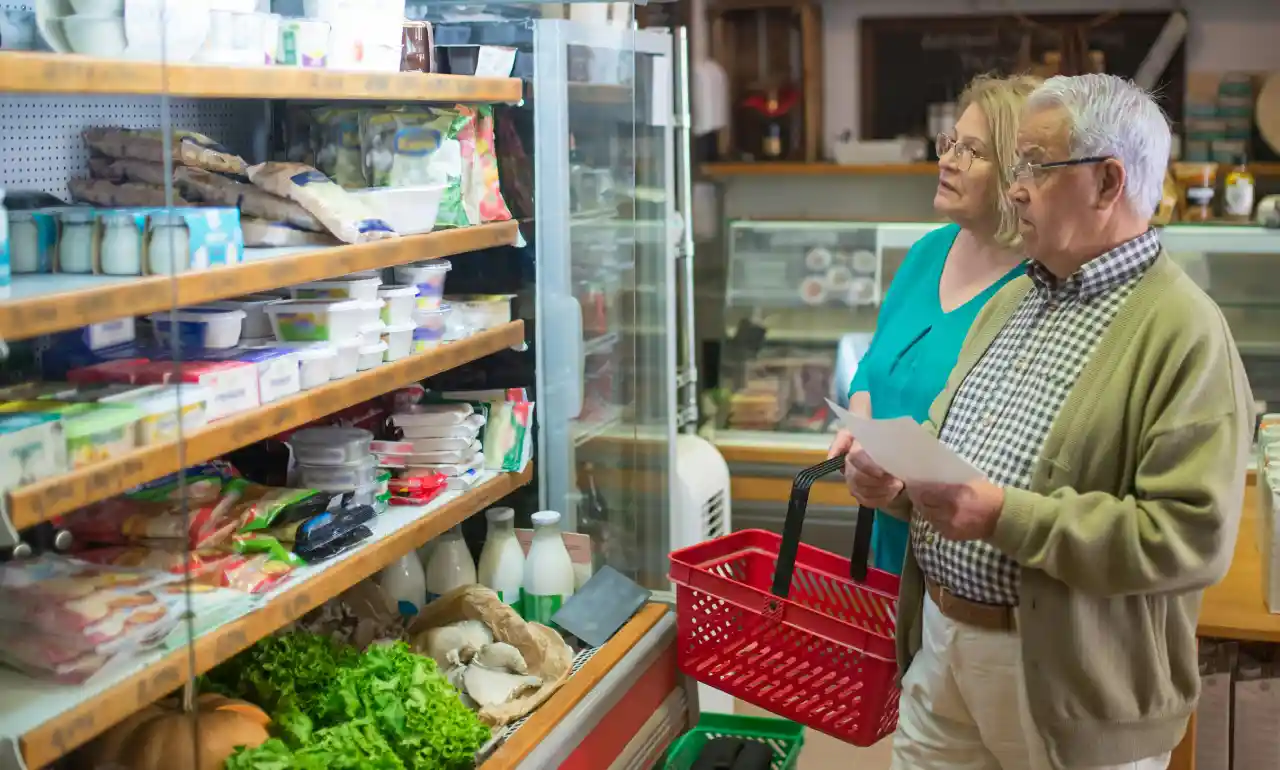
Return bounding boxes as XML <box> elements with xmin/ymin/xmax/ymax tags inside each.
<box><xmin>290</xmin><ymin>275</ymin><xmax>382</xmax><ymax>301</ymax></box>
<box><xmin>377</xmin><ymin>284</ymin><xmax>419</xmax><ymax>325</ymax></box>
<box><xmin>393</xmin><ymin>259</ymin><xmax>451</xmax><ymax>311</ymax></box>
<box><xmin>381</xmin><ymin>322</ymin><xmax>415</xmax><ymax>362</ymax></box>
<box><xmin>265</xmin><ymin>298</ymin><xmax>365</xmax><ymax>343</ymax></box>
<box><xmin>447</xmin><ymin>294</ymin><xmax>514</xmax><ymax>332</ymax></box>
<box><xmin>411</xmin><ymin>303</ymin><xmax>451</xmax><ymax>351</ymax></box>
<box><xmin>297</xmin><ymin>454</ymin><xmax>377</xmax><ymax>491</ymax></box>
<box><xmin>148</xmin><ymin>307</ymin><xmax>247</xmax><ymax>349</ymax></box>
<box><xmin>290</xmin><ymin>426</ymin><xmax>373</xmax><ymax>465</ymax></box>
<box><xmin>357</xmin><ymin>341</ymin><xmax>388</xmax><ymax>371</ymax></box>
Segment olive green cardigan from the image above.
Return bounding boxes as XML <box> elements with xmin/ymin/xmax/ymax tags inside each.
<box><xmin>884</xmin><ymin>252</ymin><xmax>1253</xmax><ymax>767</ymax></box>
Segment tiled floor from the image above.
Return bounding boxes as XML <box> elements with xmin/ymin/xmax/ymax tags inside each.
<box><xmin>734</xmin><ymin>702</ymin><xmax>894</xmax><ymax>770</ymax></box>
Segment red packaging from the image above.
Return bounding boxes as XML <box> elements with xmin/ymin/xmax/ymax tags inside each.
<box><xmin>66</xmin><ymin>359</ymin><xmax>152</xmax><ymax>385</ymax></box>
<box><xmin>134</xmin><ymin>360</ymin><xmax>260</xmax><ymax>420</ymax></box>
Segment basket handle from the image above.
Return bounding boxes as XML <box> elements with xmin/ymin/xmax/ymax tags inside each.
<box><xmin>770</xmin><ymin>453</ymin><xmax>877</xmax><ymax>599</ymax></box>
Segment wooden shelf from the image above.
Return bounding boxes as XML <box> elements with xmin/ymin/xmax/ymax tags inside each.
<box><xmin>0</xmin><ymin>221</ymin><xmax>518</xmax><ymax>342</ymax></box>
<box><xmin>2</xmin><ymin>466</ymin><xmax>533</xmax><ymax>768</ymax></box>
<box><xmin>1198</xmin><ymin>483</ymin><xmax>1280</xmax><ymax>642</ymax></box>
<box><xmin>702</xmin><ymin>162</ymin><xmax>939</xmax><ymax>179</ymax></box>
<box><xmin>5</xmin><ymin>321</ymin><xmax>525</xmax><ymax>530</ymax></box>
<box><xmin>0</xmin><ymin>52</ymin><xmax>523</xmax><ymax>102</ymax></box>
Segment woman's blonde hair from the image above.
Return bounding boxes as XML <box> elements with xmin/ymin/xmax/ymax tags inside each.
<box><xmin>957</xmin><ymin>73</ymin><xmax>1042</xmax><ymax>249</ymax></box>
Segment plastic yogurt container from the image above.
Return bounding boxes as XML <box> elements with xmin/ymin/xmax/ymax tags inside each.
<box><xmin>359</xmin><ymin>321</ymin><xmax>386</xmax><ymax>346</ymax></box>
<box><xmin>393</xmin><ymin>259</ymin><xmax>451</xmax><ymax>311</ymax></box>
<box><xmin>411</xmin><ymin>304</ymin><xmax>451</xmax><ymax>351</ymax></box>
<box><xmin>330</xmin><ymin>338</ymin><xmax>362</xmax><ymax>379</ymax></box>
<box><xmin>357</xmin><ymin>341</ymin><xmax>388</xmax><ymax>371</ymax></box>
<box><xmin>290</xmin><ymin>426</ymin><xmax>374</xmax><ymax>465</ymax></box>
<box><xmin>148</xmin><ymin>307</ymin><xmax>246</xmax><ymax>349</ymax></box>
<box><xmin>206</xmin><ymin>295</ymin><xmax>282</xmax><ymax>339</ymax></box>
<box><xmin>290</xmin><ymin>275</ymin><xmax>382</xmax><ymax>301</ymax></box>
<box><xmin>265</xmin><ymin>298</ymin><xmax>365</xmax><ymax>343</ymax></box>
<box><xmin>377</xmin><ymin>284</ymin><xmax>419</xmax><ymax>326</ymax></box>
<box><xmin>381</xmin><ymin>322</ymin><xmax>415</xmax><ymax>362</ymax></box>
<box><xmin>291</xmin><ymin>343</ymin><xmax>337</xmax><ymax>389</ymax></box>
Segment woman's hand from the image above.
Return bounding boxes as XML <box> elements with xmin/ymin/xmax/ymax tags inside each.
<box><xmin>831</xmin><ymin>431</ymin><xmax>904</xmax><ymax>508</ymax></box>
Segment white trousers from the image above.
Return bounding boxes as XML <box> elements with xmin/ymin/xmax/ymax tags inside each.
<box><xmin>890</xmin><ymin>595</ymin><xmax>1171</xmax><ymax>770</ymax></box>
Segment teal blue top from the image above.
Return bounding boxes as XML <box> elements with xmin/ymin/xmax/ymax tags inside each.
<box><xmin>848</xmin><ymin>223</ymin><xmax>1023</xmax><ymax>575</ymax></box>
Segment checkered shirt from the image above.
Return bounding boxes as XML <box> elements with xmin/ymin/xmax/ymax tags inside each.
<box><xmin>911</xmin><ymin>229</ymin><xmax>1162</xmax><ymax>605</ymax></box>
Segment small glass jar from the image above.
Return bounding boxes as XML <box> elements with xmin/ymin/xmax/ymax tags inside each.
<box><xmin>147</xmin><ymin>213</ymin><xmax>190</xmax><ymax>276</ymax></box>
<box><xmin>8</xmin><ymin>211</ymin><xmax>38</xmax><ymax>274</ymax></box>
<box><xmin>100</xmin><ymin>212</ymin><xmax>142</xmax><ymax>276</ymax></box>
<box><xmin>59</xmin><ymin>209</ymin><xmax>96</xmax><ymax>274</ymax></box>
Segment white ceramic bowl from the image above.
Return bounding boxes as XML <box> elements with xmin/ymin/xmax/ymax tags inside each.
<box><xmin>70</xmin><ymin>0</ymin><xmax>124</xmax><ymax>15</ymax></box>
<box><xmin>61</xmin><ymin>14</ymin><xmax>127</xmax><ymax>56</ymax></box>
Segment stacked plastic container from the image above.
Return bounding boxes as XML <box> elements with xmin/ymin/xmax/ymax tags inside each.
<box><xmin>393</xmin><ymin>259</ymin><xmax>453</xmax><ymax>351</ymax></box>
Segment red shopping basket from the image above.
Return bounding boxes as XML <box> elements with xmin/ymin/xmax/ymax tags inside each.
<box><xmin>669</xmin><ymin>455</ymin><xmax>901</xmax><ymax>746</ymax></box>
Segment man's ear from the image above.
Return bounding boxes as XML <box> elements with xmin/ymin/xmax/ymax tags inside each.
<box><xmin>1096</xmin><ymin>158</ymin><xmax>1126</xmax><ymax>209</ymax></box>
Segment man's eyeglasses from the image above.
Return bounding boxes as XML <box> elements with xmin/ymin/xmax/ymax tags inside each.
<box><xmin>936</xmin><ymin>134</ymin><xmax>989</xmax><ymax>171</ymax></box>
<box><xmin>1008</xmin><ymin>156</ymin><xmax>1112</xmax><ymax>183</ymax></box>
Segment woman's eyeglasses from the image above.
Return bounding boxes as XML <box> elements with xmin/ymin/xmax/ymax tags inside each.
<box><xmin>1008</xmin><ymin>156</ymin><xmax>1112</xmax><ymax>183</ymax></box>
<box><xmin>935</xmin><ymin>134</ymin><xmax>989</xmax><ymax>171</ymax></box>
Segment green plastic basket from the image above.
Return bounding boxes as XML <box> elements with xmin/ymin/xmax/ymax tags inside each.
<box><xmin>664</xmin><ymin>712</ymin><xmax>806</xmax><ymax>770</ymax></box>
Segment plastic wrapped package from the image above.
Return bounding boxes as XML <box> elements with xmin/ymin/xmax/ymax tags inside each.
<box><xmin>241</xmin><ymin>218</ymin><xmax>339</xmax><ymax>248</ymax></box>
<box><xmin>69</xmin><ymin>178</ymin><xmax>193</xmax><ymax>208</ymax></box>
<box><xmin>459</xmin><ymin>105</ymin><xmax>513</xmax><ymax>224</ymax></box>
<box><xmin>313</xmin><ymin>107</ymin><xmax>366</xmax><ymax>188</ymax></box>
<box><xmin>176</xmin><ymin>167</ymin><xmax>325</xmax><ymax>232</ymax></box>
<box><xmin>246</xmin><ymin>162</ymin><xmax>396</xmax><ymax>244</ymax></box>
<box><xmin>83</xmin><ymin>127</ymin><xmax>248</xmax><ymax>176</ymax></box>
<box><xmin>362</xmin><ymin>107</ymin><xmax>461</xmax><ymax>192</ymax></box>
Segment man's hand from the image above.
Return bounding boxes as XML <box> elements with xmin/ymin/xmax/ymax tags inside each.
<box><xmin>908</xmin><ymin>479</ymin><xmax>1005</xmax><ymax>540</ymax></box>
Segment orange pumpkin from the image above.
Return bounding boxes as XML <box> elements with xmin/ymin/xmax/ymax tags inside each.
<box><xmin>80</xmin><ymin>694</ymin><xmax>270</xmax><ymax>770</ymax></box>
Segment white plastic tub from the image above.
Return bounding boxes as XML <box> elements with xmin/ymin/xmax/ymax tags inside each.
<box><xmin>378</xmin><ymin>284</ymin><xmax>419</xmax><ymax>326</ymax></box>
<box><xmin>356</xmin><ymin>300</ymin><xmax>385</xmax><ymax>329</ymax></box>
<box><xmin>206</xmin><ymin>294</ymin><xmax>281</xmax><ymax>339</ymax></box>
<box><xmin>381</xmin><ymin>322</ymin><xmax>415</xmax><ymax>362</ymax></box>
<box><xmin>290</xmin><ymin>275</ymin><xmax>382</xmax><ymax>301</ymax></box>
<box><xmin>357</xmin><ymin>341</ymin><xmax>388</xmax><ymax>371</ymax></box>
<box><xmin>265</xmin><ymin>298</ymin><xmax>365</xmax><ymax>343</ymax></box>
<box><xmin>359</xmin><ymin>321</ymin><xmax>386</xmax><ymax>346</ymax></box>
<box><xmin>149</xmin><ymin>307</ymin><xmax>246</xmax><ymax>349</ymax></box>
<box><xmin>330</xmin><ymin>338</ymin><xmax>361</xmax><ymax>379</ymax></box>
<box><xmin>351</xmin><ymin>183</ymin><xmax>447</xmax><ymax>235</ymax></box>
<box><xmin>446</xmin><ymin>294</ymin><xmax>514</xmax><ymax>334</ymax></box>
<box><xmin>393</xmin><ymin>259</ymin><xmax>451</xmax><ymax>311</ymax></box>
<box><xmin>411</xmin><ymin>303</ymin><xmax>451</xmax><ymax>351</ymax></box>
<box><xmin>292</xmin><ymin>343</ymin><xmax>337</xmax><ymax>390</ymax></box>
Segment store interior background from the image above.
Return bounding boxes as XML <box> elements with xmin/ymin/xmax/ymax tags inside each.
<box><xmin>687</xmin><ymin>1</ymin><xmax>1280</xmax><ymax>766</ymax></box>
<box><xmin>689</xmin><ymin>0</ymin><xmax>1280</xmax><ymax>366</ymax></box>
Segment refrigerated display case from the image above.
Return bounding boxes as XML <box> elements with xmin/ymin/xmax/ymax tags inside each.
<box><xmin>0</xmin><ymin>3</ymin><xmax>695</xmax><ymax>768</ymax></box>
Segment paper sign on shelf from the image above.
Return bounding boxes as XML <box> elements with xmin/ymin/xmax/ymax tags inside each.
<box><xmin>825</xmin><ymin>398</ymin><xmax>985</xmax><ymax>485</ymax></box>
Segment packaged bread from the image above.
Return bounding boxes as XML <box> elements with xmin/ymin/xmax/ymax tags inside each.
<box><xmin>241</xmin><ymin>218</ymin><xmax>340</xmax><ymax>248</ymax></box>
<box><xmin>83</xmin><ymin>127</ymin><xmax>248</xmax><ymax>176</ymax></box>
<box><xmin>176</xmin><ymin>167</ymin><xmax>324</xmax><ymax>232</ymax></box>
<box><xmin>246</xmin><ymin>162</ymin><xmax>397</xmax><ymax>244</ymax></box>
<box><xmin>69</xmin><ymin>177</ymin><xmax>191</xmax><ymax>208</ymax></box>
<box><xmin>88</xmin><ymin>157</ymin><xmax>173</xmax><ymax>187</ymax></box>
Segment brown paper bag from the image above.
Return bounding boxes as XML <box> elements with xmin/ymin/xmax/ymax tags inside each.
<box><xmin>408</xmin><ymin>585</ymin><xmax>574</xmax><ymax>726</ymax></box>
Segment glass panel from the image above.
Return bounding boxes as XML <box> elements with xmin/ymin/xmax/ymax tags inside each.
<box><xmin>534</xmin><ymin>19</ymin><xmax>676</xmax><ymax>590</ymax></box>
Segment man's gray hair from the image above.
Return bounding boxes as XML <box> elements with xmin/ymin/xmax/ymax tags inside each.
<box><xmin>1026</xmin><ymin>74</ymin><xmax>1171</xmax><ymax>219</ymax></box>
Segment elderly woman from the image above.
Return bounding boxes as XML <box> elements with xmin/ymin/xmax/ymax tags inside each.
<box><xmin>828</xmin><ymin>73</ymin><xmax>1040</xmax><ymax>574</ymax></box>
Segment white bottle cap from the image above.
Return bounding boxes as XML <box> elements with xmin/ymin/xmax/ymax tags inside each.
<box><xmin>531</xmin><ymin>510</ymin><xmax>561</xmax><ymax>527</ymax></box>
<box><xmin>486</xmin><ymin>506</ymin><xmax>515</xmax><ymax>523</ymax></box>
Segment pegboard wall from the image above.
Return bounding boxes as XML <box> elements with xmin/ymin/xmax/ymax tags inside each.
<box><xmin>1</xmin><ymin>1</ymin><xmax>264</xmax><ymax>200</ymax></box>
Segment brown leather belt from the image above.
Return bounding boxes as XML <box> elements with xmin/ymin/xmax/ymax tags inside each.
<box><xmin>926</xmin><ymin>579</ymin><xmax>1017</xmax><ymax>632</ymax></box>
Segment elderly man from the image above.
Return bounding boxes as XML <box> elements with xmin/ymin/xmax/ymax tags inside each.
<box><xmin>844</xmin><ymin>73</ymin><xmax>1253</xmax><ymax>770</ymax></box>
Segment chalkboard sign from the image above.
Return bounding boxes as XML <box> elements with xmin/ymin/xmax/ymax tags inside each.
<box><xmin>859</xmin><ymin>13</ymin><xmax>1186</xmax><ymax>140</ymax></box>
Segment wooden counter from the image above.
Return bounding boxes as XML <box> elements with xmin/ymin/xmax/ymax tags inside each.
<box><xmin>1198</xmin><ymin>483</ymin><xmax>1280</xmax><ymax>642</ymax></box>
